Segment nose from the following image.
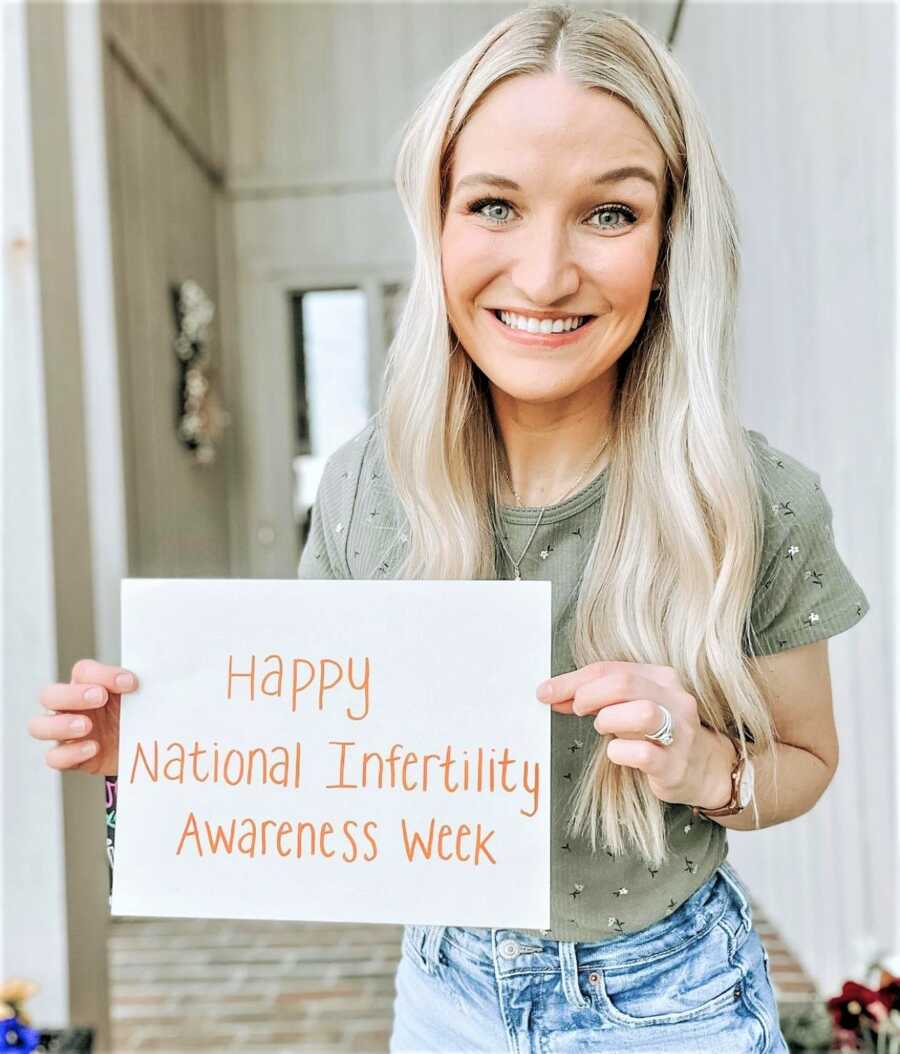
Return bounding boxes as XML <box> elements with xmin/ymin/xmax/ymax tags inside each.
<box><xmin>507</xmin><ymin>219</ymin><xmax>580</xmax><ymax>306</ymax></box>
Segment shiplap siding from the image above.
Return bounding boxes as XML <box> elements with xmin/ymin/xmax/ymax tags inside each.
<box><xmin>100</xmin><ymin>2</ymin><xmax>232</xmax><ymax>577</ymax></box>
<box><xmin>674</xmin><ymin>2</ymin><xmax>893</xmax><ymax>993</ymax></box>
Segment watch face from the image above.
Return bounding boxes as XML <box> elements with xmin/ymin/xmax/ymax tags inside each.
<box><xmin>738</xmin><ymin>761</ymin><xmax>755</xmax><ymax>808</ymax></box>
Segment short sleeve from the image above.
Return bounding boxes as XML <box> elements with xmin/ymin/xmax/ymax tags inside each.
<box><xmin>746</xmin><ymin>433</ymin><xmax>871</xmax><ymax>656</ymax></box>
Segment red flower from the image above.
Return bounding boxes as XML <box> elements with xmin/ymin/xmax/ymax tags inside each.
<box><xmin>827</xmin><ymin>974</ymin><xmax>900</xmax><ymax>1038</ymax></box>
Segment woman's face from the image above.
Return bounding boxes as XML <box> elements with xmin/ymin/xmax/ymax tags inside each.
<box><xmin>441</xmin><ymin>72</ymin><xmax>667</xmax><ymax>406</ymax></box>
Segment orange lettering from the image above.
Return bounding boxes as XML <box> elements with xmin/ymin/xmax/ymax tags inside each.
<box><xmin>318</xmin><ymin>658</ymin><xmax>343</xmax><ymax>711</ymax></box>
<box><xmin>227</xmin><ymin>654</ymin><xmax>255</xmax><ymax>701</ymax></box>
<box><xmin>130</xmin><ymin>739</ymin><xmax>158</xmax><ymax>783</ymax></box>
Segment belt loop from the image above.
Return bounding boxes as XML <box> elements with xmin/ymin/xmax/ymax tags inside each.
<box><xmin>558</xmin><ymin>941</ymin><xmax>590</xmax><ymax>1009</ymax></box>
<box><xmin>718</xmin><ymin>861</ymin><xmax>753</xmax><ymax>931</ymax></box>
<box><xmin>422</xmin><ymin>925</ymin><xmax>447</xmax><ymax>973</ymax></box>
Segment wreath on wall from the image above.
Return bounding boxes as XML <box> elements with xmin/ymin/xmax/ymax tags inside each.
<box><xmin>171</xmin><ymin>279</ymin><xmax>230</xmax><ymax>466</ymax></box>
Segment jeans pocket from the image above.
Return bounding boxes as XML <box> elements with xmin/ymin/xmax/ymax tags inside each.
<box><xmin>401</xmin><ymin>925</ymin><xmax>430</xmax><ymax>975</ymax></box>
<box><xmin>584</xmin><ymin>918</ymin><xmax>746</xmax><ymax>1027</ymax></box>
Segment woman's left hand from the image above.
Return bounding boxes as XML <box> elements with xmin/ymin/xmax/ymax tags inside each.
<box><xmin>535</xmin><ymin>661</ymin><xmax>734</xmax><ymax>810</ymax></box>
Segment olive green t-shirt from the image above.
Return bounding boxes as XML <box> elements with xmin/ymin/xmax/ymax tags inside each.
<box><xmin>298</xmin><ymin>415</ymin><xmax>870</xmax><ymax>941</ymax></box>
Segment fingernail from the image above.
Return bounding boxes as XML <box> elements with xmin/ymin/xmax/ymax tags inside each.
<box><xmin>536</xmin><ymin>680</ymin><xmax>553</xmax><ymax>701</ymax></box>
<box><xmin>71</xmin><ymin>718</ymin><xmax>87</xmax><ymax>734</ymax></box>
<box><xmin>115</xmin><ymin>672</ymin><xmax>134</xmax><ymax>691</ymax></box>
<box><xmin>84</xmin><ymin>687</ymin><xmax>103</xmax><ymax>704</ymax></box>
<box><xmin>80</xmin><ymin>741</ymin><xmax>97</xmax><ymax>757</ymax></box>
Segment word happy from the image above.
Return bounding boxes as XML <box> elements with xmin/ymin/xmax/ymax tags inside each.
<box><xmin>227</xmin><ymin>653</ymin><xmax>371</xmax><ymax>719</ymax></box>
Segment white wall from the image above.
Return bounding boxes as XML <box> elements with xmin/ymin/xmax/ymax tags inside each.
<box><xmin>2</xmin><ymin>0</ymin><xmax>70</xmax><ymax>1026</ymax></box>
<box><xmin>675</xmin><ymin>2</ymin><xmax>894</xmax><ymax>992</ymax></box>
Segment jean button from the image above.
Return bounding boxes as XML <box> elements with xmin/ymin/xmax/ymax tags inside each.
<box><xmin>499</xmin><ymin>939</ymin><xmax>518</xmax><ymax>958</ymax></box>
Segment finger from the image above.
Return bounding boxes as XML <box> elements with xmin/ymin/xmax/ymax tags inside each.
<box><xmin>571</xmin><ymin>671</ymin><xmax>666</xmax><ymax>717</ymax></box>
<box><xmin>45</xmin><ymin>739</ymin><xmax>99</xmax><ymax>770</ymax></box>
<box><xmin>605</xmin><ymin>737</ymin><xmax>669</xmax><ymax>778</ymax></box>
<box><xmin>40</xmin><ymin>682</ymin><xmax>109</xmax><ymax>712</ymax></box>
<box><xmin>29</xmin><ymin>713</ymin><xmax>93</xmax><ymax>742</ymax></box>
<box><xmin>592</xmin><ymin>700</ymin><xmax>666</xmax><ymax>739</ymax></box>
<box><xmin>70</xmin><ymin>659</ymin><xmax>139</xmax><ymax>694</ymax></box>
<box><xmin>537</xmin><ymin>661</ymin><xmax>678</xmax><ymax>705</ymax></box>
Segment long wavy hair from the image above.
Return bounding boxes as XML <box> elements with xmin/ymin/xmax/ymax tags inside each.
<box><xmin>380</xmin><ymin>2</ymin><xmax>778</xmax><ymax>867</ymax></box>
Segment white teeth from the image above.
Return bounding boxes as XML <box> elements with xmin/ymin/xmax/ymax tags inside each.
<box><xmin>497</xmin><ymin>310</ymin><xmax>585</xmax><ymax>333</ymax></box>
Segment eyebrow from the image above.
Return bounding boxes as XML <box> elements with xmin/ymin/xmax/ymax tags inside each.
<box><xmin>453</xmin><ymin>165</ymin><xmax>661</xmax><ymax>196</ymax></box>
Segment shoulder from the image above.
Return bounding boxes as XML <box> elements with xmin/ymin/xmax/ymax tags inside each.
<box><xmin>744</xmin><ymin>427</ymin><xmax>835</xmax><ymax>563</ymax></box>
<box><xmin>312</xmin><ymin>416</ymin><xmax>382</xmax><ymax>576</ymax></box>
<box><xmin>318</xmin><ymin>415</ymin><xmax>381</xmax><ymax>502</ymax></box>
<box><xmin>745</xmin><ymin>427</ymin><xmax>825</xmax><ymax>514</ymax></box>
<box><xmin>315</xmin><ymin>414</ymin><xmax>401</xmax><ymax>578</ymax></box>
<box><xmin>744</xmin><ymin>426</ymin><xmax>833</xmax><ymax>571</ymax></box>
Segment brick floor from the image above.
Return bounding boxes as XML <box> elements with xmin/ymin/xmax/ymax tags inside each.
<box><xmin>108</xmin><ymin>899</ymin><xmax>821</xmax><ymax>1052</ymax></box>
<box><xmin>108</xmin><ymin>917</ymin><xmax>401</xmax><ymax>1052</ymax></box>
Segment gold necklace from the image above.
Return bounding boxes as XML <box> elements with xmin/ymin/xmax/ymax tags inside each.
<box><xmin>493</xmin><ymin>435</ymin><xmax>611</xmax><ymax>581</ymax></box>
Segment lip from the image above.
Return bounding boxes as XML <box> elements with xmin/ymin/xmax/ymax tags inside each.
<box><xmin>483</xmin><ymin>307</ymin><xmax>598</xmax><ymax>347</ymax></box>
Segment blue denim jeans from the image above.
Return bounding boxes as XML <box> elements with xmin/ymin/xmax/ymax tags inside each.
<box><xmin>390</xmin><ymin>861</ymin><xmax>789</xmax><ymax>1053</ymax></box>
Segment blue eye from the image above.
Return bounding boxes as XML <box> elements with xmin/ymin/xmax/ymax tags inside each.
<box><xmin>588</xmin><ymin>203</ymin><xmax>638</xmax><ymax>230</ymax></box>
<box><xmin>467</xmin><ymin>197</ymin><xmax>637</xmax><ymax>231</ymax></box>
<box><xmin>468</xmin><ymin>197</ymin><xmax>515</xmax><ymax>224</ymax></box>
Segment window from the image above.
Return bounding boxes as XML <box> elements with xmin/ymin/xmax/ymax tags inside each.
<box><xmin>290</xmin><ymin>289</ymin><xmax>370</xmax><ymax>549</ymax></box>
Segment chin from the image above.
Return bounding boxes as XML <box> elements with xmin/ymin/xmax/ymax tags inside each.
<box><xmin>480</xmin><ymin>366</ymin><xmax>585</xmax><ymax>405</ymax></box>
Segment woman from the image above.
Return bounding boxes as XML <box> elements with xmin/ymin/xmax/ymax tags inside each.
<box><xmin>30</xmin><ymin>4</ymin><xmax>869</xmax><ymax>1052</ymax></box>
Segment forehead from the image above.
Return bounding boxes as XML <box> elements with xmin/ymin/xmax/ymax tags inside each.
<box><xmin>450</xmin><ymin>73</ymin><xmax>664</xmax><ymax>190</ymax></box>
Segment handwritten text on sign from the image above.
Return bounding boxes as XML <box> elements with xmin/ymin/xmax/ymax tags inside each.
<box><xmin>112</xmin><ymin>579</ymin><xmax>551</xmax><ymax>927</ymax></box>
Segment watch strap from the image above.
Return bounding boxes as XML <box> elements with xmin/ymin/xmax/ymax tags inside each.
<box><xmin>691</xmin><ymin>736</ymin><xmax>747</xmax><ymax>818</ymax></box>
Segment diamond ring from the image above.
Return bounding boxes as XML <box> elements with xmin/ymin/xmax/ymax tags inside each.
<box><xmin>644</xmin><ymin>704</ymin><xmax>675</xmax><ymax>747</ymax></box>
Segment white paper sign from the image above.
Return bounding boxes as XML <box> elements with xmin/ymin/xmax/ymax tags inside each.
<box><xmin>112</xmin><ymin>578</ymin><xmax>552</xmax><ymax>928</ymax></box>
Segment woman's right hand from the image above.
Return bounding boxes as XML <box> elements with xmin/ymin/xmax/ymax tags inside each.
<box><xmin>28</xmin><ymin>659</ymin><xmax>140</xmax><ymax>777</ymax></box>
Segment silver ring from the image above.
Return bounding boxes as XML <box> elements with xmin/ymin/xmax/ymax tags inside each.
<box><xmin>644</xmin><ymin>704</ymin><xmax>675</xmax><ymax>747</ymax></box>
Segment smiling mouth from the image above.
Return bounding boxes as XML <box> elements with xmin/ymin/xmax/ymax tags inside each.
<box><xmin>490</xmin><ymin>309</ymin><xmax>595</xmax><ymax>334</ymax></box>
<box><xmin>483</xmin><ymin>307</ymin><xmax>600</xmax><ymax>345</ymax></box>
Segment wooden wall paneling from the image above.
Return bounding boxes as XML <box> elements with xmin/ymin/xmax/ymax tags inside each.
<box><xmin>290</xmin><ymin>4</ymin><xmax>335</xmax><ymax>177</ymax></box>
<box><xmin>202</xmin><ymin>3</ymin><xmax>229</xmax><ymax>171</ymax></box>
<box><xmin>674</xmin><ymin>1</ymin><xmax>892</xmax><ymax>992</ymax></box>
<box><xmin>107</xmin><ymin>59</ymin><xmax>157</xmax><ymax>576</ymax></box>
<box><xmin>103</xmin><ymin>53</ymin><xmax>139</xmax><ymax>576</ymax></box>
<box><xmin>220</xmin><ymin>1</ymin><xmax>258</xmax><ymax>182</ymax></box>
<box><xmin>100</xmin><ymin>0</ymin><xmax>135</xmax><ymax>53</ymax></box>
<box><xmin>141</xmin><ymin>71</ymin><xmax>176</xmax><ymax>576</ymax></box>
<box><xmin>167</xmin><ymin>109</ymin><xmax>230</xmax><ymax>575</ymax></box>
<box><xmin>331</xmin><ymin>3</ymin><xmax>377</xmax><ymax>173</ymax></box>
<box><xmin>236</xmin><ymin>268</ymin><xmax>299</xmax><ymax>577</ymax></box>
<box><xmin>104</xmin><ymin>0</ymin><xmax>215</xmax><ymax>172</ymax></box>
<box><xmin>103</xmin><ymin>2</ymin><xmax>232</xmax><ymax>578</ymax></box>
<box><xmin>368</xmin><ymin>4</ymin><xmax>414</xmax><ymax>173</ymax></box>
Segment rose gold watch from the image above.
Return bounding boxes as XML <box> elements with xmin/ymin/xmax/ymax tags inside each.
<box><xmin>691</xmin><ymin>737</ymin><xmax>754</xmax><ymax>818</ymax></box>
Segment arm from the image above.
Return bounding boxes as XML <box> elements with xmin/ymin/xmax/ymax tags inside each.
<box><xmin>696</xmin><ymin>638</ymin><xmax>838</xmax><ymax>830</ymax></box>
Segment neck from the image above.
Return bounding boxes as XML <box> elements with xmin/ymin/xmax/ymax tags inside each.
<box><xmin>490</xmin><ymin>370</ymin><xmax>616</xmax><ymax>508</ymax></box>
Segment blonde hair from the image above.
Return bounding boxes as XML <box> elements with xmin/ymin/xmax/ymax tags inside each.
<box><xmin>380</xmin><ymin>2</ymin><xmax>777</xmax><ymax>867</ymax></box>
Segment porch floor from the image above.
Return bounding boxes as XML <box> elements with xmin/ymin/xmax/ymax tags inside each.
<box><xmin>109</xmin><ymin>903</ymin><xmax>818</xmax><ymax>1052</ymax></box>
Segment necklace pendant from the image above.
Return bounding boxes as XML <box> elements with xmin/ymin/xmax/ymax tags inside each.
<box><xmin>514</xmin><ymin>570</ymin><xmax>522</xmax><ymax>582</ymax></box>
